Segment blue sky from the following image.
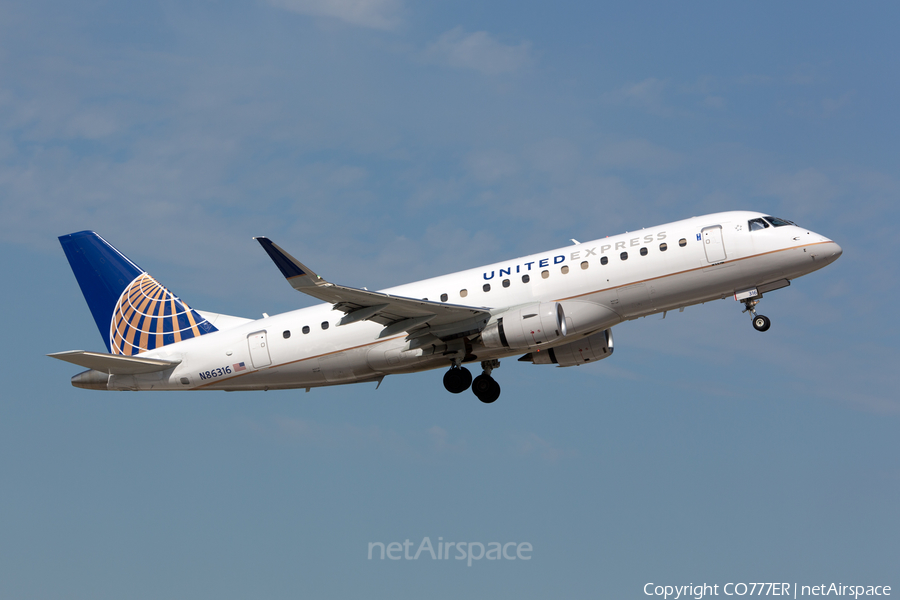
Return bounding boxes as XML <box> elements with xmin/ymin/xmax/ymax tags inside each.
<box><xmin>1</xmin><ymin>1</ymin><xmax>898</xmax><ymax>598</ymax></box>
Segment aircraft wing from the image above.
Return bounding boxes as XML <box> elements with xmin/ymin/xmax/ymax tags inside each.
<box><xmin>48</xmin><ymin>350</ymin><xmax>181</xmax><ymax>374</ymax></box>
<box><xmin>255</xmin><ymin>237</ymin><xmax>490</xmax><ymax>342</ymax></box>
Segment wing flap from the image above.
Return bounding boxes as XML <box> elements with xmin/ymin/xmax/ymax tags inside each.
<box><xmin>48</xmin><ymin>351</ymin><xmax>181</xmax><ymax>375</ymax></box>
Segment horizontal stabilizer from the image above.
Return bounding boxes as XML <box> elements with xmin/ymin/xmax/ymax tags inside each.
<box><xmin>48</xmin><ymin>351</ymin><xmax>181</xmax><ymax>375</ymax></box>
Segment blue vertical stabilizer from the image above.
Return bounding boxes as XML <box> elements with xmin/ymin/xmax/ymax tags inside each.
<box><xmin>59</xmin><ymin>232</ymin><xmax>217</xmax><ymax>354</ymax></box>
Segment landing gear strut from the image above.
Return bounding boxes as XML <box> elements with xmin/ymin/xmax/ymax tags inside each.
<box><xmin>472</xmin><ymin>360</ymin><xmax>501</xmax><ymax>404</ymax></box>
<box><xmin>742</xmin><ymin>298</ymin><xmax>771</xmax><ymax>332</ymax></box>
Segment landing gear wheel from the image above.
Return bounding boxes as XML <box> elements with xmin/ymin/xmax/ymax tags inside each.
<box><xmin>443</xmin><ymin>366</ymin><xmax>472</xmax><ymax>394</ymax></box>
<box><xmin>742</xmin><ymin>297</ymin><xmax>771</xmax><ymax>333</ymax></box>
<box><xmin>472</xmin><ymin>374</ymin><xmax>501</xmax><ymax>404</ymax></box>
<box><xmin>752</xmin><ymin>315</ymin><xmax>771</xmax><ymax>332</ymax></box>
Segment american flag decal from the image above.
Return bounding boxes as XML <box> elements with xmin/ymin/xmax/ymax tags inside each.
<box><xmin>233</xmin><ymin>362</ymin><xmax>246</xmax><ymax>372</ymax></box>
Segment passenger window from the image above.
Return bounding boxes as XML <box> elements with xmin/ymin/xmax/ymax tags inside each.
<box><xmin>679</xmin><ymin>238</ymin><xmax>687</xmax><ymax>247</ymax></box>
<box><xmin>302</xmin><ymin>325</ymin><xmax>310</xmax><ymax>334</ymax></box>
<box><xmin>620</xmin><ymin>252</ymin><xmax>628</xmax><ymax>260</ymax></box>
<box><xmin>561</xmin><ymin>266</ymin><xmax>569</xmax><ymax>274</ymax></box>
<box><xmin>460</xmin><ymin>289</ymin><xmax>468</xmax><ymax>298</ymax></box>
<box><xmin>660</xmin><ymin>242</ymin><xmax>667</xmax><ymax>251</ymax></box>
<box><xmin>640</xmin><ymin>247</ymin><xmax>648</xmax><ymax>256</ymax></box>
<box><xmin>321</xmin><ymin>321</ymin><xmax>329</xmax><ymax>330</ymax></box>
<box><xmin>581</xmin><ymin>261</ymin><xmax>589</xmax><ymax>270</ymax></box>
<box><xmin>440</xmin><ymin>293</ymin><xmax>448</xmax><ymax>302</ymax></box>
<box><xmin>283</xmin><ymin>330</ymin><xmax>291</xmax><ymax>339</ymax></box>
<box><xmin>601</xmin><ymin>256</ymin><xmax>608</xmax><ymax>265</ymax></box>
<box><xmin>483</xmin><ymin>284</ymin><xmax>491</xmax><ymax>292</ymax></box>
<box><xmin>522</xmin><ymin>274</ymin><xmax>530</xmax><ymax>283</ymax></box>
<box><xmin>541</xmin><ymin>270</ymin><xmax>549</xmax><ymax>279</ymax></box>
<box><xmin>502</xmin><ymin>279</ymin><xmax>510</xmax><ymax>288</ymax></box>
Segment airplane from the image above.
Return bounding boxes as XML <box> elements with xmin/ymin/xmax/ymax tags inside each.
<box><xmin>49</xmin><ymin>211</ymin><xmax>842</xmax><ymax>403</ymax></box>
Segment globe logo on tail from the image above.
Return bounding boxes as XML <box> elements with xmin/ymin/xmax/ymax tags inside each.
<box><xmin>110</xmin><ymin>273</ymin><xmax>217</xmax><ymax>355</ymax></box>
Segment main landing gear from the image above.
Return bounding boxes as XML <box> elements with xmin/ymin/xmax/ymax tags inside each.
<box><xmin>442</xmin><ymin>359</ymin><xmax>501</xmax><ymax>403</ymax></box>
<box><xmin>472</xmin><ymin>360</ymin><xmax>501</xmax><ymax>404</ymax></box>
<box><xmin>443</xmin><ymin>364</ymin><xmax>472</xmax><ymax>394</ymax></box>
<box><xmin>741</xmin><ymin>297</ymin><xmax>771</xmax><ymax>332</ymax></box>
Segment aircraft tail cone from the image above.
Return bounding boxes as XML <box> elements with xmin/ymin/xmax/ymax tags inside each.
<box><xmin>71</xmin><ymin>369</ymin><xmax>109</xmax><ymax>390</ymax></box>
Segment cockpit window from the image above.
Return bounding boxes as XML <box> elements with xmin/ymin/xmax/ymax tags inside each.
<box><xmin>748</xmin><ymin>218</ymin><xmax>769</xmax><ymax>231</ymax></box>
<box><xmin>764</xmin><ymin>216</ymin><xmax>795</xmax><ymax>227</ymax></box>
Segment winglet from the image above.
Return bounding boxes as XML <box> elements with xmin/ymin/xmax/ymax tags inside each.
<box><xmin>254</xmin><ymin>237</ymin><xmax>327</xmax><ymax>291</ymax></box>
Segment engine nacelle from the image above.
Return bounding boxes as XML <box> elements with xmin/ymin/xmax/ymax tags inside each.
<box><xmin>520</xmin><ymin>329</ymin><xmax>614</xmax><ymax>367</ymax></box>
<box><xmin>481</xmin><ymin>302</ymin><xmax>567</xmax><ymax>350</ymax></box>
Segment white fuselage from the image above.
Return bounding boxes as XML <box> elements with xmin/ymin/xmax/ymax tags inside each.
<box><xmin>111</xmin><ymin>211</ymin><xmax>841</xmax><ymax>391</ymax></box>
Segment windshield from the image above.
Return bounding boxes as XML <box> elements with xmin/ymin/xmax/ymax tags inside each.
<box><xmin>764</xmin><ymin>216</ymin><xmax>795</xmax><ymax>227</ymax></box>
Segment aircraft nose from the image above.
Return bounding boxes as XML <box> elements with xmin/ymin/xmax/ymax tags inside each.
<box><xmin>828</xmin><ymin>241</ymin><xmax>843</xmax><ymax>260</ymax></box>
<box><xmin>818</xmin><ymin>240</ymin><xmax>842</xmax><ymax>265</ymax></box>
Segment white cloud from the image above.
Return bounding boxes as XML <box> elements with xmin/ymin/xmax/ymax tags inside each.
<box><xmin>764</xmin><ymin>167</ymin><xmax>839</xmax><ymax>216</ymax></box>
<box><xmin>510</xmin><ymin>432</ymin><xmax>575</xmax><ymax>464</ymax></box>
<box><xmin>595</xmin><ymin>138</ymin><xmax>684</xmax><ymax>173</ymax></box>
<box><xmin>464</xmin><ymin>149</ymin><xmax>520</xmax><ymax>183</ymax></box>
<box><xmin>703</xmin><ymin>95</ymin><xmax>726</xmax><ymax>110</ymax></box>
<box><xmin>273</xmin><ymin>416</ymin><xmax>421</xmax><ymax>457</ymax></box>
<box><xmin>423</xmin><ymin>27</ymin><xmax>532</xmax><ymax>75</ymax></box>
<box><xmin>268</xmin><ymin>0</ymin><xmax>402</xmax><ymax>30</ymax></box>
<box><xmin>427</xmin><ymin>426</ymin><xmax>466</xmax><ymax>454</ymax></box>
<box><xmin>786</xmin><ymin>64</ymin><xmax>824</xmax><ymax>85</ymax></box>
<box><xmin>602</xmin><ymin>78</ymin><xmax>670</xmax><ymax>115</ymax></box>
<box><xmin>735</xmin><ymin>74</ymin><xmax>773</xmax><ymax>86</ymax></box>
<box><xmin>241</xmin><ymin>417</ymin><xmax>480</xmax><ymax>459</ymax></box>
<box><xmin>524</xmin><ymin>138</ymin><xmax>582</xmax><ymax>180</ymax></box>
<box><xmin>822</xmin><ymin>91</ymin><xmax>854</xmax><ymax>116</ymax></box>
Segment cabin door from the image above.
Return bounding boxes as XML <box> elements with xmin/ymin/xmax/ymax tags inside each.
<box><xmin>702</xmin><ymin>225</ymin><xmax>727</xmax><ymax>263</ymax></box>
<box><xmin>247</xmin><ymin>331</ymin><xmax>272</xmax><ymax>368</ymax></box>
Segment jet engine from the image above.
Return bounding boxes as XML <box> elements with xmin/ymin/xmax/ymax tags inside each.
<box><xmin>481</xmin><ymin>302</ymin><xmax>567</xmax><ymax>350</ymax></box>
<box><xmin>519</xmin><ymin>329</ymin><xmax>614</xmax><ymax>367</ymax></box>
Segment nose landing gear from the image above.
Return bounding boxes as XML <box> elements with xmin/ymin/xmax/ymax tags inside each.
<box><xmin>742</xmin><ymin>298</ymin><xmax>771</xmax><ymax>332</ymax></box>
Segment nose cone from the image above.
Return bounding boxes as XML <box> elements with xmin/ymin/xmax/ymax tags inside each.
<box><xmin>831</xmin><ymin>241</ymin><xmax>843</xmax><ymax>259</ymax></box>
<box><xmin>816</xmin><ymin>239</ymin><xmax>842</xmax><ymax>267</ymax></box>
